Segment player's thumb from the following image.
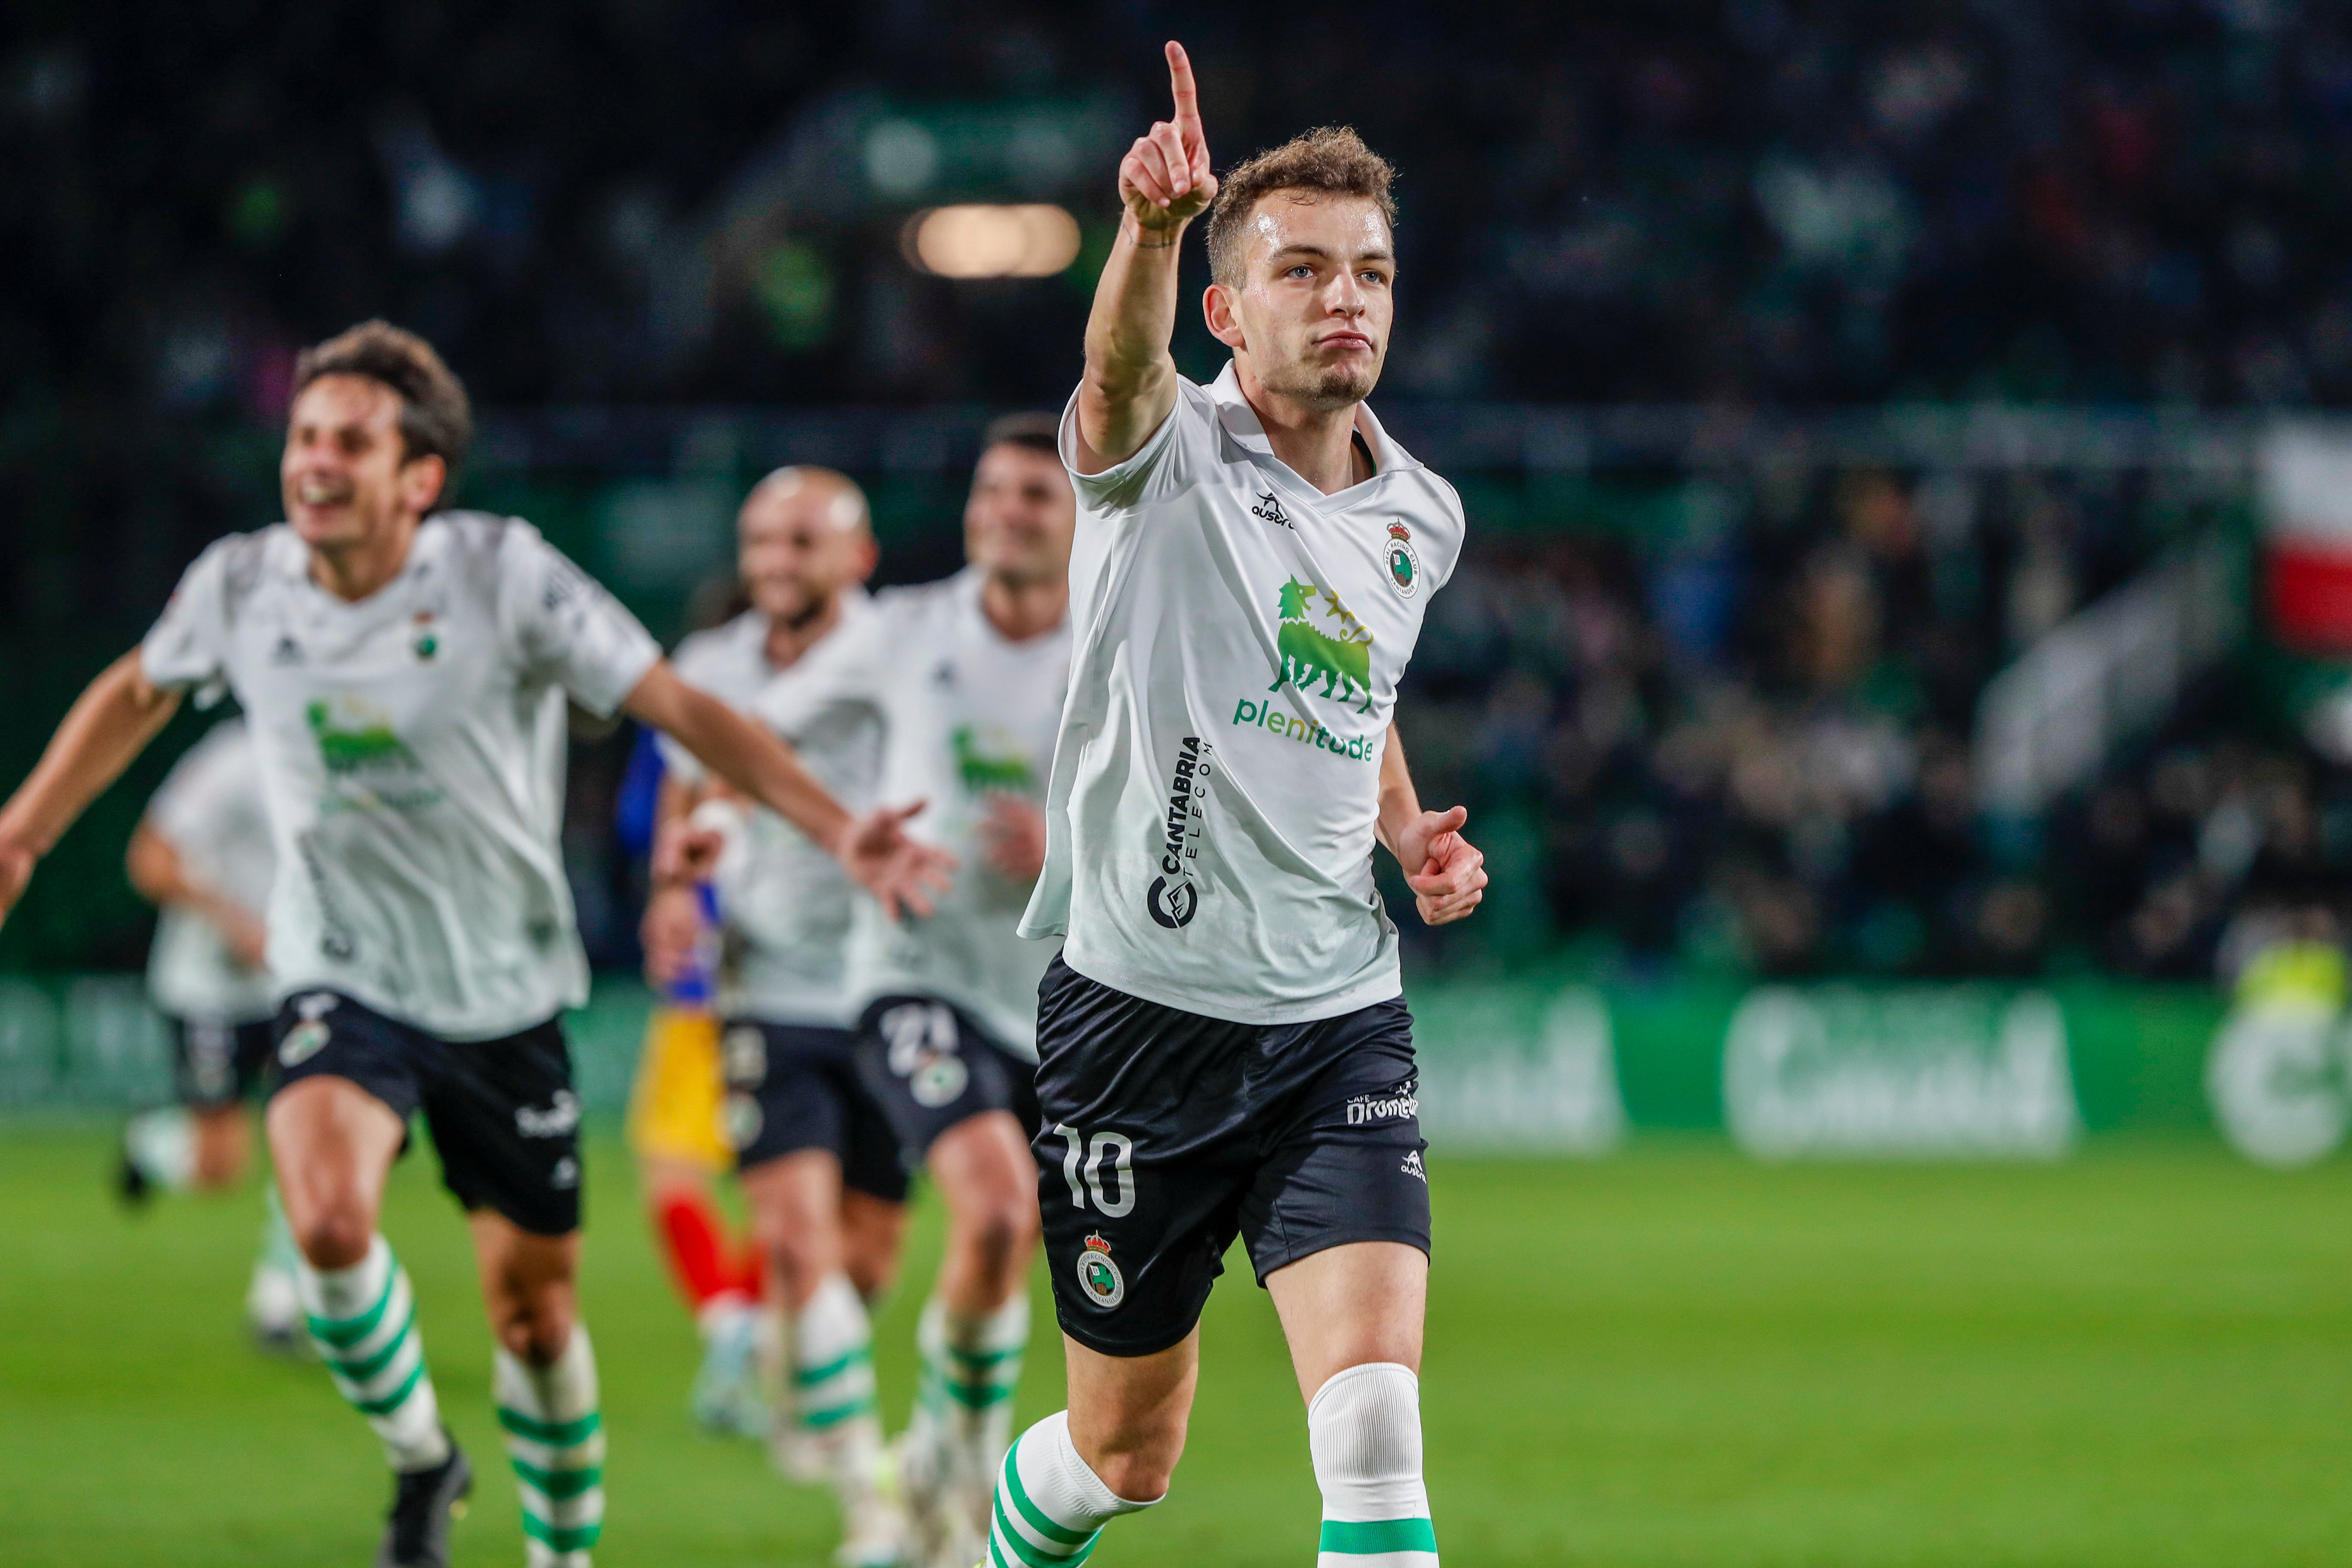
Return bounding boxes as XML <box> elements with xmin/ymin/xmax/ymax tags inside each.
<box><xmin>1429</xmin><ymin>805</ymin><xmax>1468</xmax><ymax>835</ymax></box>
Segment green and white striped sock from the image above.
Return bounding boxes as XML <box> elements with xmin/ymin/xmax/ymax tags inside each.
<box><xmin>793</xmin><ymin>1271</ymin><xmax>879</xmax><ymax>1439</ymax></box>
<box><xmin>298</xmin><ymin>1235</ymin><xmax>450</xmax><ymax>1471</ymax></box>
<box><xmin>496</xmin><ymin>1325</ymin><xmax>605</xmax><ymax>1568</ymax></box>
<box><xmin>1309</xmin><ymin>1363</ymin><xmax>1438</xmax><ymax>1567</ymax></box>
<box><xmin>986</xmin><ymin>1411</ymin><xmax>1155</xmax><ymax>1568</ymax></box>
<box><xmin>911</xmin><ymin>1292</ymin><xmax>1028</xmax><ymax>1484</ymax></box>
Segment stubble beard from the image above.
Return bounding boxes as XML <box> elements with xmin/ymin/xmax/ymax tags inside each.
<box><xmin>1262</xmin><ymin>350</ymin><xmax>1380</xmax><ymax>412</ymax></box>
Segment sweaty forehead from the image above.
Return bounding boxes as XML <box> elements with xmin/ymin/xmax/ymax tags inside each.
<box><xmin>1241</xmin><ymin>192</ymin><xmax>1393</xmax><ymax>266</ymax></box>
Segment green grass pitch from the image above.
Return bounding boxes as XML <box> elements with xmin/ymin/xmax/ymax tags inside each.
<box><xmin>4</xmin><ymin>1124</ymin><xmax>2352</xmax><ymax>1565</ymax></box>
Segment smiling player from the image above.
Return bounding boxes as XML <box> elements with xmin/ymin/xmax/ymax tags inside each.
<box><xmin>0</xmin><ymin>321</ymin><xmax>949</xmax><ymax>1568</ymax></box>
<box><xmin>985</xmin><ymin>42</ymin><xmax>1487</xmax><ymax>1568</ymax></box>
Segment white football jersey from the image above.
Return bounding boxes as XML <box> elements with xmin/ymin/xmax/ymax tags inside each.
<box><xmin>760</xmin><ymin>569</ymin><xmax>1069</xmax><ymax>1058</ymax></box>
<box><xmin>661</xmin><ymin>598</ymin><xmax>882</xmax><ymax>1027</ymax></box>
<box><xmin>1020</xmin><ymin>363</ymin><xmax>1466</xmax><ymax>1025</ymax></box>
<box><xmin>140</xmin><ymin>514</ymin><xmax>662</xmax><ymax>1041</ymax></box>
<box><xmin>144</xmin><ymin>716</ymin><xmax>279</xmax><ymax>1023</ymax></box>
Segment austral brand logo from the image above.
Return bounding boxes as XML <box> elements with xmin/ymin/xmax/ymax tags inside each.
<box><xmin>1145</xmin><ymin>736</ymin><xmax>1207</xmax><ymax>929</ymax></box>
<box><xmin>1384</xmin><ymin>521</ymin><xmax>1421</xmax><ymax>597</ymax></box>
<box><xmin>1251</xmin><ymin>490</ymin><xmax>1294</xmax><ymax>529</ymax></box>
<box><xmin>1077</xmin><ymin>1234</ymin><xmax>1126</xmax><ymax>1309</ymax></box>
<box><xmin>1269</xmin><ymin>578</ymin><xmax>1374</xmax><ymax>714</ymax></box>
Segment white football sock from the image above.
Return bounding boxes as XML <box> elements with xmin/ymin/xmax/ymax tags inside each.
<box><xmin>1308</xmin><ymin>1363</ymin><xmax>1439</xmax><ymax>1566</ymax></box>
<box><xmin>123</xmin><ymin>1107</ymin><xmax>195</xmax><ymax>1190</ymax></box>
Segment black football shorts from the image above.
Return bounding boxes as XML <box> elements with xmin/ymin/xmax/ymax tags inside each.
<box><xmin>720</xmin><ymin>1017</ymin><xmax>910</xmax><ymax>1203</ymax></box>
<box><xmin>270</xmin><ymin>990</ymin><xmax>585</xmax><ymax>1236</ymax></box>
<box><xmin>853</xmin><ymin>994</ymin><xmax>1041</xmax><ymax>1172</ymax></box>
<box><xmin>1031</xmin><ymin>955</ymin><xmax>1432</xmax><ymax>1358</ymax></box>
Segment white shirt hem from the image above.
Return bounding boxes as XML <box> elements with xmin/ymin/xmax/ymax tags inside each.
<box><xmin>1057</xmin><ymin>940</ymin><xmax>1403</xmax><ymax>1028</ymax></box>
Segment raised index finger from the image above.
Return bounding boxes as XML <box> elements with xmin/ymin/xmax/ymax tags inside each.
<box><xmin>1165</xmin><ymin>41</ymin><xmax>1202</xmax><ymax>135</ymax></box>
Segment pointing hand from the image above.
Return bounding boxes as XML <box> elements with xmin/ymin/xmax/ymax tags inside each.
<box><xmin>1119</xmin><ymin>41</ymin><xmax>1218</xmax><ymax>233</ymax></box>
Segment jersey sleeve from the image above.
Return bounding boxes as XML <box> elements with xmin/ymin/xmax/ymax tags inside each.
<box><xmin>1056</xmin><ymin>377</ymin><xmax>1207</xmax><ymax>513</ymax></box>
<box><xmin>498</xmin><ymin>521</ymin><xmax>663</xmax><ymax>717</ymax></box>
<box><xmin>140</xmin><ymin>539</ymin><xmax>236</xmax><ymax>692</ymax></box>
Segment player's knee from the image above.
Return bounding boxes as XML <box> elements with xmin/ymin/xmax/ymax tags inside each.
<box><xmin>955</xmin><ymin>1191</ymin><xmax>1038</xmax><ymax>1277</ymax></box>
<box><xmin>845</xmin><ymin>1246</ymin><xmax>898</xmax><ymax>1304</ymax></box>
<box><xmin>495</xmin><ymin>1293</ymin><xmax>578</xmax><ymax>1366</ymax></box>
<box><xmin>1078</xmin><ymin>1417</ymin><xmax>1186</xmax><ymax>1504</ymax></box>
<box><xmin>293</xmin><ymin>1204</ymin><xmax>374</xmax><ymax>1269</ymax></box>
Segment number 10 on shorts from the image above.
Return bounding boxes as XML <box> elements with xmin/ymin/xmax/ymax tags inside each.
<box><xmin>1054</xmin><ymin>1124</ymin><xmax>1136</xmax><ymax>1216</ymax></box>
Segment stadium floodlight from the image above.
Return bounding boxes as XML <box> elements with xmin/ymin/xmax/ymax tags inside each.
<box><xmin>902</xmin><ymin>203</ymin><xmax>1081</xmax><ymax>278</ymax></box>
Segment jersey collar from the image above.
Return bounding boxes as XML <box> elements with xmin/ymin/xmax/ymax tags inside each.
<box><xmin>1207</xmin><ymin>361</ymin><xmax>1418</xmax><ymax>508</ymax></box>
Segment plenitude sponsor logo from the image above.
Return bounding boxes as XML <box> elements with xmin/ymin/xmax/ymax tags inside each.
<box><xmin>1230</xmin><ymin>695</ymin><xmax>1379</xmax><ymax>761</ymax></box>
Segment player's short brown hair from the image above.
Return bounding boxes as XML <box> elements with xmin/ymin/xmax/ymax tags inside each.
<box><xmin>1204</xmin><ymin>126</ymin><xmax>1397</xmax><ymax>288</ymax></box>
<box><xmin>982</xmin><ymin>411</ymin><xmax>1062</xmax><ymax>459</ymax></box>
<box><xmin>293</xmin><ymin>320</ymin><xmax>473</xmax><ymax>486</ymax></box>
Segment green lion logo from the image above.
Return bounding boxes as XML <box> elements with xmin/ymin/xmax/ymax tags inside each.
<box><xmin>1270</xmin><ymin>578</ymin><xmax>1374</xmax><ymax>714</ymax></box>
<box><xmin>951</xmin><ymin>725</ymin><xmax>1034</xmax><ymax>794</ymax></box>
<box><xmin>306</xmin><ymin>699</ymin><xmax>418</xmax><ymax>774</ymax></box>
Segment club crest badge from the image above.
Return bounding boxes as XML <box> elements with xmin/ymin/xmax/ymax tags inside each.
<box><xmin>911</xmin><ymin>1053</ymin><xmax>970</xmax><ymax>1109</ymax></box>
<box><xmin>1384</xmin><ymin>521</ymin><xmax>1420</xmax><ymax>598</ymax></box>
<box><xmin>1076</xmin><ymin>1234</ymin><xmax>1126</xmax><ymax>1309</ymax></box>
<box><xmin>278</xmin><ymin>992</ymin><xmax>338</xmax><ymax>1067</ymax></box>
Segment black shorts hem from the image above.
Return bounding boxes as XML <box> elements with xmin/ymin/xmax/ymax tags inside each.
<box><xmin>1249</xmin><ymin>1224</ymin><xmax>1432</xmax><ymax>1287</ymax></box>
<box><xmin>452</xmin><ymin>1198</ymin><xmax>582</xmax><ymax>1239</ymax></box>
<box><xmin>1054</xmin><ymin>1309</ymin><xmax>1205</xmax><ymax>1360</ymax></box>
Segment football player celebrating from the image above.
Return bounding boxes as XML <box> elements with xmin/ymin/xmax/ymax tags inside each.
<box><xmin>986</xmin><ymin>43</ymin><xmax>1486</xmax><ymax>1568</ymax></box>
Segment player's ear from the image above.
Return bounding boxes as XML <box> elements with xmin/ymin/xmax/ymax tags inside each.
<box><xmin>1204</xmin><ymin>282</ymin><xmax>1246</xmax><ymax>350</ymax></box>
<box><xmin>399</xmin><ymin>452</ymin><xmax>448</xmax><ymax>514</ymax></box>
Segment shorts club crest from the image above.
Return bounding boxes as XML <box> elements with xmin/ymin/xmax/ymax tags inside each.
<box><xmin>1075</xmin><ymin>1235</ymin><xmax>1125</xmax><ymax>1310</ymax></box>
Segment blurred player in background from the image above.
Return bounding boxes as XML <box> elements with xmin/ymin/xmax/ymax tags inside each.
<box><xmin>986</xmin><ymin>44</ymin><xmax>1487</xmax><ymax>1568</ymax></box>
<box><xmin>622</xmin><ymin>772</ymin><xmax>766</xmax><ymax>1437</ymax></box>
<box><xmin>643</xmin><ymin>466</ymin><xmax>915</xmax><ymax>1567</ymax></box>
<box><xmin>116</xmin><ymin>712</ymin><xmax>305</xmax><ymax>1350</ymax></box>
<box><xmin>747</xmin><ymin>414</ymin><xmax>1073</xmax><ymax>1568</ymax></box>
<box><xmin>0</xmin><ymin>321</ymin><xmax>949</xmax><ymax>1568</ymax></box>
<box><xmin>613</xmin><ymin>573</ymin><xmax>765</xmax><ymax>1442</ymax></box>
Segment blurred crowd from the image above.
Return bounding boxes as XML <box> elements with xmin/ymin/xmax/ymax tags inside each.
<box><xmin>12</xmin><ymin>0</ymin><xmax>2352</xmax><ymax>422</ymax></box>
<box><xmin>9</xmin><ymin>0</ymin><xmax>2352</xmax><ymax>979</ymax></box>
<box><xmin>1393</xmin><ymin>461</ymin><xmax>2352</xmax><ymax>980</ymax></box>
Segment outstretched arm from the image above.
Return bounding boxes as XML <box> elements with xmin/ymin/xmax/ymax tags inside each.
<box><xmin>1072</xmin><ymin>40</ymin><xmax>1218</xmax><ymax>474</ymax></box>
<box><xmin>127</xmin><ymin>820</ymin><xmax>268</xmax><ymax>969</ymax></box>
<box><xmin>622</xmin><ymin>660</ymin><xmax>952</xmax><ymax>919</ymax></box>
<box><xmin>1375</xmin><ymin>723</ymin><xmax>1487</xmax><ymax>926</ymax></box>
<box><xmin>0</xmin><ymin>651</ymin><xmax>184</xmax><ymax>928</ymax></box>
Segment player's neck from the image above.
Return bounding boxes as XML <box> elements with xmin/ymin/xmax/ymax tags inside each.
<box><xmin>306</xmin><ymin>513</ymin><xmax>420</xmax><ymax>603</ymax></box>
<box><xmin>762</xmin><ymin>594</ymin><xmax>842</xmax><ymax>671</ymax></box>
<box><xmin>980</xmin><ymin>570</ymin><xmax>1067</xmax><ymax>643</ymax></box>
<box><xmin>1235</xmin><ymin>359</ymin><xmax>1372</xmax><ymax>496</ymax></box>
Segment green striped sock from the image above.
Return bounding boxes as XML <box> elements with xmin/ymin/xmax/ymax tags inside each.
<box><xmin>299</xmin><ymin>1236</ymin><xmax>447</xmax><ymax>1471</ymax></box>
<box><xmin>496</xmin><ymin>1326</ymin><xmax>605</xmax><ymax>1568</ymax></box>
<box><xmin>793</xmin><ymin>1273</ymin><xmax>878</xmax><ymax>1437</ymax></box>
<box><xmin>913</xmin><ymin>1294</ymin><xmax>1027</xmax><ymax>1436</ymax></box>
<box><xmin>986</xmin><ymin>1412</ymin><xmax>1153</xmax><ymax>1568</ymax></box>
